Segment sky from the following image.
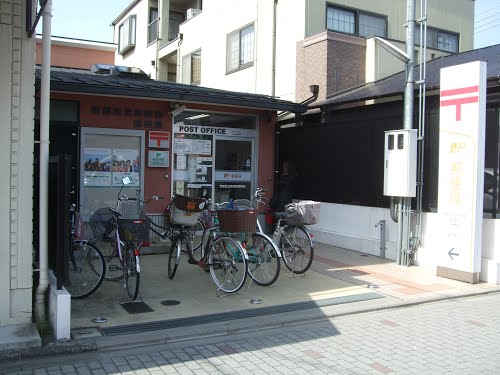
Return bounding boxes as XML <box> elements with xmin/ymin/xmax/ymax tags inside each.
<box><xmin>37</xmin><ymin>0</ymin><xmax>500</xmax><ymax>49</ymax></box>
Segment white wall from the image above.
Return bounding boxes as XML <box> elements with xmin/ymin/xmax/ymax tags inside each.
<box><xmin>0</xmin><ymin>0</ymin><xmax>36</xmax><ymax>326</ymax></box>
<box><xmin>114</xmin><ymin>0</ymin><xmax>158</xmax><ymax>78</ymax></box>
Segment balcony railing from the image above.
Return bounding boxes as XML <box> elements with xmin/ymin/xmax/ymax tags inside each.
<box><xmin>148</xmin><ymin>18</ymin><xmax>158</xmax><ymax>45</ymax></box>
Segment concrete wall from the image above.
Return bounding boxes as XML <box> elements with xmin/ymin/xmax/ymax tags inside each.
<box><xmin>0</xmin><ymin>0</ymin><xmax>35</xmax><ymax>326</ymax></box>
<box><xmin>309</xmin><ymin>204</ymin><xmax>500</xmax><ymax>284</ymax></box>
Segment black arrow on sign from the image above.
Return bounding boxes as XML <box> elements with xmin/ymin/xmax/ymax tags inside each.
<box><xmin>448</xmin><ymin>248</ymin><xmax>459</xmax><ymax>260</ymax></box>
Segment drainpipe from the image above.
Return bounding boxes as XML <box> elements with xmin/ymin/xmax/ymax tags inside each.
<box><xmin>272</xmin><ymin>0</ymin><xmax>277</xmax><ymax>97</ymax></box>
<box><xmin>36</xmin><ymin>0</ymin><xmax>52</xmax><ymax>322</ymax></box>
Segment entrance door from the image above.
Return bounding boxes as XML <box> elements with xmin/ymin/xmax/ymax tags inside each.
<box><xmin>214</xmin><ymin>138</ymin><xmax>254</xmax><ymax>202</ymax></box>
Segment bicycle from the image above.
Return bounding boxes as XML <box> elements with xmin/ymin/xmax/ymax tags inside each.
<box><xmin>165</xmin><ymin>194</ymin><xmax>206</xmax><ymax>280</ymax></box>
<box><xmin>272</xmin><ymin>204</ymin><xmax>317</xmax><ymax>275</ymax></box>
<box><xmin>232</xmin><ymin>189</ymin><xmax>282</xmax><ymax>287</ymax></box>
<box><xmin>63</xmin><ymin>204</ymin><xmax>106</xmax><ymax>299</ymax></box>
<box><xmin>178</xmin><ymin>199</ymin><xmax>249</xmax><ymax>294</ymax></box>
<box><xmin>90</xmin><ymin>177</ymin><xmax>149</xmax><ymax>300</ymax></box>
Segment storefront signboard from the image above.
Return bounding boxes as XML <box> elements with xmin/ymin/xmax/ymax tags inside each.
<box><xmin>437</xmin><ymin>61</ymin><xmax>486</xmax><ymax>280</ymax></box>
<box><xmin>174</xmin><ymin>123</ymin><xmax>256</xmax><ymax>138</ymax></box>
<box><xmin>148</xmin><ymin>150</ymin><xmax>169</xmax><ymax>168</ymax></box>
<box><xmin>149</xmin><ymin>131</ymin><xmax>170</xmax><ymax>148</ymax></box>
<box><xmin>215</xmin><ymin>171</ymin><xmax>252</xmax><ymax>182</ymax></box>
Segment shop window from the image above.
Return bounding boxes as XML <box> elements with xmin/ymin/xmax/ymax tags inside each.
<box><xmin>327</xmin><ymin>5</ymin><xmax>387</xmax><ymax>38</ymax></box>
<box><xmin>182</xmin><ymin>49</ymin><xmax>201</xmax><ymax>85</ymax></box>
<box><xmin>226</xmin><ymin>23</ymin><xmax>255</xmax><ymax>73</ymax></box>
<box><xmin>118</xmin><ymin>15</ymin><xmax>136</xmax><ymax>54</ymax></box>
<box><xmin>80</xmin><ymin>129</ymin><xmax>145</xmax><ymax>219</ymax></box>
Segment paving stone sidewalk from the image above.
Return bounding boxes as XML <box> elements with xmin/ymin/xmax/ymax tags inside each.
<box><xmin>2</xmin><ymin>292</ymin><xmax>500</xmax><ymax>375</ymax></box>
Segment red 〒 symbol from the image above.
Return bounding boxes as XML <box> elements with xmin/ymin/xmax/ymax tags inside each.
<box><xmin>440</xmin><ymin>85</ymin><xmax>479</xmax><ymax>122</ymax></box>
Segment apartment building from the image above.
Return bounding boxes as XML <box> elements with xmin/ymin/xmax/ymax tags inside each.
<box><xmin>112</xmin><ymin>0</ymin><xmax>473</xmax><ymax>102</ymax></box>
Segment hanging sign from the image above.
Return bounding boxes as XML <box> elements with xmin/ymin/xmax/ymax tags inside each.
<box><xmin>437</xmin><ymin>61</ymin><xmax>487</xmax><ymax>282</ymax></box>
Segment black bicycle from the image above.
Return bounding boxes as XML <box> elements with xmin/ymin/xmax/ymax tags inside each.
<box><xmin>63</xmin><ymin>204</ymin><xmax>106</xmax><ymax>299</ymax></box>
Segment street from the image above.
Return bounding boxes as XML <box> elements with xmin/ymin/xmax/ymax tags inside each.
<box><xmin>2</xmin><ymin>292</ymin><xmax>500</xmax><ymax>375</ymax></box>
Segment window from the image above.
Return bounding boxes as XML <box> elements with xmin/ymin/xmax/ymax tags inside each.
<box><xmin>118</xmin><ymin>15</ymin><xmax>136</xmax><ymax>54</ymax></box>
<box><xmin>417</xmin><ymin>25</ymin><xmax>459</xmax><ymax>53</ymax></box>
<box><xmin>148</xmin><ymin>8</ymin><xmax>159</xmax><ymax>45</ymax></box>
<box><xmin>182</xmin><ymin>49</ymin><xmax>201</xmax><ymax>85</ymax></box>
<box><xmin>226</xmin><ymin>23</ymin><xmax>255</xmax><ymax>73</ymax></box>
<box><xmin>327</xmin><ymin>5</ymin><xmax>387</xmax><ymax>38</ymax></box>
<box><xmin>169</xmin><ymin>11</ymin><xmax>184</xmax><ymax>41</ymax></box>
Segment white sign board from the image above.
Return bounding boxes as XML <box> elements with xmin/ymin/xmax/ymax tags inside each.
<box><xmin>437</xmin><ymin>61</ymin><xmax>487</xmax><ymax>275</ymax></box>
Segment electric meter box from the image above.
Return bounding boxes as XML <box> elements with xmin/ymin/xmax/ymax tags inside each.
<box><xmin>383</xmin><ymin>129</ymin><xmax>417</xmax><ymax>197</ymax></box>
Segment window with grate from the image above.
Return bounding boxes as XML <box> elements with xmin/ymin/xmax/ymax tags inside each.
<box><xmin>182</xmin><ymin>49</ymin><xmax>201</xmax><ymax>85</ymax></box>
<box><xmin>416</xmin><ymin>25</ymin><xmax>459</xmax><ymax>53</ymax></box>
<box><xmin>226</xmin><ymin>23</ymin><xmax>255</xmax><ymax>73</ymax></box>
<box><xmin>327</xmin><ymin>5</ymin><xmax>386</xmax><ymax>38</ymax></box>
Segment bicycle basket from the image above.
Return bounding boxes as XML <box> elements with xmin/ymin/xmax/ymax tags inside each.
<box><xmin>233</xmin><ymin>199</ymin><xmax>255</xmax><ymax>209</ymax></box>
<box><xmin>88</xmin><ymin>208</ymin><xmax>114</xmax><ymax>241</ymax></box>
<box><xmin>119</xmin><ymin>200</ymin><xmax>143</xmax><ymax>219</ymax></box>
<box><xmin>284</xmin><ymin>201</ymin><xmax>320</xmax><ymax>226</ymax></box>
<box><xmin>170</xmin><ymin>205</ymin><xmax>202</xmax><ymax>227</ymax></box>
<box><xmin>217</xmin><ymin>209</ymin><xmax>257</xmax><ymax>233</ymax></box>
<box><xmin>173</xmin><ymin>194</ymin><xmax>205</xmax><ymax>212</ymax></box>
<box><xmin>118</xmin><ymin>217</ymin><xmax>150</xmax><ymax>242</ymax></box>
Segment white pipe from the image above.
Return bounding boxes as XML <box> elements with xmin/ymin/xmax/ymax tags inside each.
<box><xmin>35</xmin><ymin>0</ymin><xmax>52</xmax><ymax>323</ymax></box>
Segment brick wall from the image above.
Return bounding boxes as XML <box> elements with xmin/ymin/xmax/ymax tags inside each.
<box><xmin>296</xmin><ymin>31</ymin><xmax>366</xmax><ymax>103</ymax></box>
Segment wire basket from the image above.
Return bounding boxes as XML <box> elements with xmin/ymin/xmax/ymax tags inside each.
<box><xmin>119</xmin><ymin>200</ymin><xmax>143</xmax><ymax>219</ymax></box>
<box><xmin>233</xmin><ymin>199</ymin><xmax>255</xmax><ymax>209</ymax></box>
<box><xmin>88</xmin><ymin>208</ymin><xmax>114</xmax><ymax>242</ymax></box>
<box><xmin>217</xmin><ymin>209</ymin><xmax>257</xmax><ymax>233</ymax></box>
<box><xmin>118</xmin><ymin>217</ymin><xmax>150</xmax><ymax>242</ymax></box>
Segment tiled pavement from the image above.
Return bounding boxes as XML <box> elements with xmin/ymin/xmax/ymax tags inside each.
<box><xmin>2</xmin><ymin>292</ymin><xmax>500</xmax><ymax>374</ymax></box>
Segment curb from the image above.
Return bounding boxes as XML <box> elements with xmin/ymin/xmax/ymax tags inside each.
<box><xmin>2</xmin><ymin>286</ymin><xmax>499</xmax><ymax>364</ymax></box>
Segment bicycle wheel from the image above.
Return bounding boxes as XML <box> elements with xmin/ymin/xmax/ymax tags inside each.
<box><xmin>280</xmin><ymin>225</ymin><xmax>314</xmax><ymax>274</ymax></box>
<box><xmin>181</xmin><ymin>219</ymin><xmax>205</xmax><ymax>253</ymax></box>
<box><xmin>245</xmin><ymin>233</ymin><xmax>280</xmax><ymax>286</ymax></box>
<box><xmin>209</xmin><ymin>235</ymin><xmax>247</xmax><ymax>293</ymax></box>
<box><xmin>98</xmin><ymin>238</ymin><xmax>124</xmax><ymax>281</ymax></box>
<box><xmin>64</xmin><ymin>241</ymin><xmax>105</xmax><ymax>299</ymax></box>
<box><xmin>168</xmin><ymin>236</ymin><xmax>180</xmax><ymax>279</ymax></box>
<box><xmin>124</xmin><ymin>242</ymin><xmax>140</xmax><ymax>300</ymax></box>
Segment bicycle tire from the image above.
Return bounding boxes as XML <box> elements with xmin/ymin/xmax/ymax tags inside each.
<box><xmin>181</xmin><ymin>218</ymin><xmax>205</xmax><ymax>253</ymax></box>
<box><xmin>97</xmin><ymin>238</ymin><xmax>124</xmax><ymax>281</ymax></box>
<box><xmin>168</xmin><ymin>236</ymin><xmax>180</xmax><ymax>279</ymax></box>
<box><xmin>245</xmin><ymin>233</ymin><xmax>280</xmax><ymax>286</ymax></box>
<box><xmin>280</xmin><ymin>225</ymin><xmax>314</xmax><ymax>274</ymax></box>
<box><xmin>124</xmin><ymin>242</ymin><xmax>140</xmax><ymax>300</ymax></box>
<box><xmin>64</xmin><ymin>241</ymin><xmax>106</xmax><ymax>299</ymax></box>
<box><xmin>209</xmin><ymin>235</ymin><xmax>247</xmax><ymax>293</ymax></box>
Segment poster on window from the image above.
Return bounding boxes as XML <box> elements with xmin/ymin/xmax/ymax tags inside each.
<box><xmin>112</xmin><ymin>148</ymin><xmax>140</xmax><ymax>186</ymax></box>
<box><xmin>83</xmin><ymin>148</ymin><xmax>112</xmax><ymax>186</ymax></box>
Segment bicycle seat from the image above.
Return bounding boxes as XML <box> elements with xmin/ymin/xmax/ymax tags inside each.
<box><xmin>274</xmin><ymin>212</ymin><xmax>286</xmax><ymax>219</ymax></box>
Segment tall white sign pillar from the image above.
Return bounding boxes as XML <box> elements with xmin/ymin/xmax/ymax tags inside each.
<box><xmin>437</xmin><ymin>61</ymin><xmax>487</xmax><ymax>283</ymax></box>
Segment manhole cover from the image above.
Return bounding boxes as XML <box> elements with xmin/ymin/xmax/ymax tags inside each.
<box><xmin>161</xmin><ymin>300</ymin><xmax>181</xmax><ymax>306</ymax></box>
<box><xmin>250</xmin><ymin>299</ymin><xmax>263</xmax><ymax>304</ymax></box>
<box><xmin>91</xmin><ymin>316</ymin><xmax>107</xmax><ymax>323</ymax></box>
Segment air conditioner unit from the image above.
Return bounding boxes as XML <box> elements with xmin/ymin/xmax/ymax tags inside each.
<box><xmin>186</xmin><ymin>8</ymin><xmax>201</xmax><ymax>20</ymax></box>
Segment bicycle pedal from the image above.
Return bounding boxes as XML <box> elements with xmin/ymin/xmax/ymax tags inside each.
<box><xmin>109</xmin><ymin>264</ymin><xmax>121</xmax><ymax>272</ymax></box>
<box><xmin>188</xmin><ymin>258</ymin><xmax>198</xmax><ymax>265</ymax></box>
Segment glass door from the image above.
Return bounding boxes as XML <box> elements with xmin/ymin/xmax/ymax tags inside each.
<box><xmin>214</xmin><ymin>138</ymin><xmax>254</xmax><ymax>203</ymax></box>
